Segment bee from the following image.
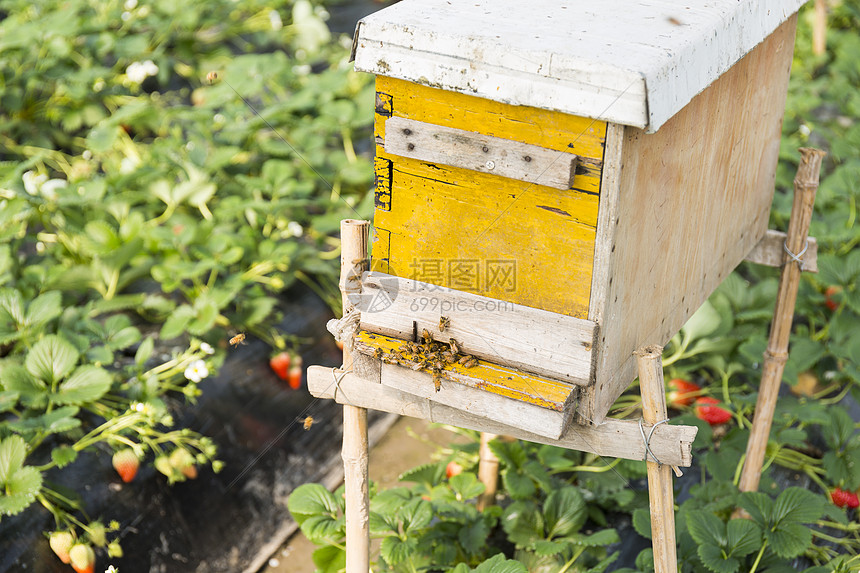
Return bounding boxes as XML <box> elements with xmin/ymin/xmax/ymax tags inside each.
<box><xmin>411</xmin><ymin>360</ymin><xmax>426</xmax><ymax>371</ymax></box>
<box><xmin>229</xmin><ymin>333</ymin><xmax>246</xmax><ymax>347</ymax></box>
<box><xmin>373</xmin><ymin>347</ymin><xmax>384</xmax><ymax>359</ymax></box>
<box><xmin>438</xmin><ymin>316</ymin><xmax>450</xmax><ymax>332</ymax></box>
<box><xmin>302</xmin><ymin>416</ymin><xmax>314</xmax><ymax>431</ymax></box>
<box><xmin>422</xmin><ymin>328</ymin><xmax>432</xmax><ymax>344</ymax></box>
<box><xmin>434</xmin><ymin>360</ymin><xmax>445</xmax><ymax>371</ymax></box>
<box><xmin>449</xmin><ymin>338</ymin><xmax>461</xmax><ymax>354</ymax></box>
<box><xmin>462</xmin><ymin>356</ymin><xmax>478</xmax><ymax>368</ymax></box>
<box><xmin>441</xmin><ymin>351</ymin><xmax>457</xmax><ymax>364</ymax></box>
<box><xmin>206</xmin><ymin>71</ymin><xmax>219</xmax><ymax>84</ymax></box>
<box><xmin>432</xmin><ymin>374</ymin><xmax>442</xmax><ymax>392</ymax></box>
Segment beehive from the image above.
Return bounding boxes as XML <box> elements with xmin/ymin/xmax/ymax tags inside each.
<box><xmin>347</xmin><ymin>0</ymin><xmax>805</xmax><ymax>437</ymax></box>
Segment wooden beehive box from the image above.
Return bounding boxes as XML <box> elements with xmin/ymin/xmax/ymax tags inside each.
<box><xmin>346</xmin><ymin>0</ymin><xmax>805</xmax><ymax>438</ymax></box>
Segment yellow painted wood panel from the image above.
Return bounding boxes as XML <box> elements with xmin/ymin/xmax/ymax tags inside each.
<box><xmin>371</xmin><ymin>76</ymin><xmax>605</xmax><ymax>319</ymax></box>
<box><xmin>355</xmin><ymin>330</ymin><xmax>573</xmax><ymax>411</ymax></box>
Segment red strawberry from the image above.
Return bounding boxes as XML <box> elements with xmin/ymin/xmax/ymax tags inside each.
<box><xmin>69</xmin><ymin>543</ymin><xmax>95</xmax><ymax>573</ymax></box>
<box><xmin>269</xmin><ymin>352</ymin><xmax>291</xmax><ymax>381</ymax></box>
<box><xmin>49</xmin><ymin>531</ymin><xmax>74</xmax><ymax>564</ymax></box>
<box><xmin>694</xmin><ymin>397</ymin><xmax>732</xmax><ymax>426</ymax></box>
<box><xmin>825</xmin><ymin>286</ymin><xmax>842</xmax><ymax>312</ymax></box>
<box><xmin>111</xmin><ymin>449</ymin><xmax>139</xmax><ymax>483</ymax></box>
<box><xmin>446</xmin><ymin>461</ymin><xmax>463</xmax><ymax>479</ymax></box>
<box><xmin>666</xmin><ymin>378</ymin><xmax>701</xmax><ymax>407</ymax></box>
<box><xmin>831</xmin><ymin>487</ymin><xmax>859</xmax><ymax>509</ymax></box>
<box><xmin>288</xmin><ymin>357</ymin><xmax>303</xmax><ymax>390</ymax></box>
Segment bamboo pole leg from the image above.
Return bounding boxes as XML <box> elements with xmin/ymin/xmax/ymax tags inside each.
<box><xmin>635</xmin><ymin>345</ymin><xmax>678</xmax><ymax>573</ymax></box>
<box><xmin>737</xmin><ymin>148</ymin><xmax>825</xmax><ymax>495</ymax></box>
<box><xmin>476</xmin><ymin>432</ymin><xmax>499</xmax><ymax>511</ymax></box>
<box><xmin>340</xmin><ymin>219</ymin><xmax>371</xmax><ymax>573</ymax></box>
<box><xmin>813</xmin><ymin>0</ymin><xmax>827</xmax><ymax>56</ymax></box>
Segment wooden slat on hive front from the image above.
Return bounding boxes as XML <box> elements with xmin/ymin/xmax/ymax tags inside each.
<box><xmin>384</xmin><ymin>117</ymin><xmax>579</xmax><ymax>191</ymax></box>
<box><xmin>357</xmin><ymin>273</ymin><xmax>596</xmax><ymax>384</ymax></box>
<box><xmin>371</xmin><ymin>75</ymin><xmax>605</xmax><ymax>319</ymax></box>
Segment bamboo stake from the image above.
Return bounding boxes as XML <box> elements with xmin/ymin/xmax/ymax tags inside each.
<box><xmin>340</xmin><ymin>219</ymin><xmax>371</xmax><ymax>573</ymax></box>
<box><xmin>476</xmin><ymin>432</ymin><xmax>499</xmax><ymax>510</ymax></box>
<box><xmin>737</xmin><ymin>148</ymin><xmax>825</xmax><ymax>495</ymax></box>
<box><xmin>813</xmin><ymin>0</ymin><xmax>827</xmax><ymax>56</ymax></box>
<box><xmin>635</xmin><ymin>345</ymin><xmax>678</xmax><ymax>573</ymax></box>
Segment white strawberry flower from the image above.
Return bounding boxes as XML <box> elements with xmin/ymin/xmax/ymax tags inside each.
<box><xmin>184</xmin><ymin>360</ymin><xmax>209</xmax><ymax>382</ymax></box>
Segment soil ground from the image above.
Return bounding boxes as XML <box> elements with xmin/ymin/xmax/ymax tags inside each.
<box><xmin>260</xmin><ymin>416</ymin><xmax>466</xmax><ymax>572</ymax></box>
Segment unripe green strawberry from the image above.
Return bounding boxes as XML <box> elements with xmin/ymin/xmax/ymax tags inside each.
<box><xmin>69</xmin><ymin>543</ymin><xmax>95</xmax><ymax>573</ymax></box>
<box><xmin>49</xmin><ymin>531</ymin><xmax>74</xmax><ymax>563</ymax></box>
<box><xmin>111</xmin><ymin>449</ymin><xmax>139</xmax><ymax>483</ymax></box>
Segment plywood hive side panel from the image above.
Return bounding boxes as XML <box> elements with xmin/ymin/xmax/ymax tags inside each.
<box><xmin>371</xmin><ymin>76</ymin><xmax>606</xmax><ymax>319</ymax></box>
<box><xmin>582</xmin><ymin>16</ymin><xmax>798</xmax><ymax>424</ymax></box>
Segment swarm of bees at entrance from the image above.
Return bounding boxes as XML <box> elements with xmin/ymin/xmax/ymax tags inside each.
<box><xmin>371</xmin><ymin>324</ymin><xmax>478</xmax><ymax>393</ymax></box>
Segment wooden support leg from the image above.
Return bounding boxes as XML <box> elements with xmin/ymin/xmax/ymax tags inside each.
<box><xmin>476</xmin><ymin>432</ymin><xmax>499</xmax><ymax>511</ymax></box>
<box><xmin>635</xmin><ymin>346</ymin><xmax>678</xmax><ymax>573</ymax></box>
<box><xmin>737</xmin><ymin>148</ymin><xmax>825</xmax><ymax>495</ymax></box>
<box><xmin>340</xmin><ymin>219</ymin><xmax>371</xmax><ymax>573</ymax></box>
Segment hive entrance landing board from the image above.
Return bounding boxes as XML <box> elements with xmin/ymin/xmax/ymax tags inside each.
<box><xmin>371</xmin><ymin>76</ymin><xmax>606</xmax><ymax>320</ymax></box>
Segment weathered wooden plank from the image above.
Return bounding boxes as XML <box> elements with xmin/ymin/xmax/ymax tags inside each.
<box><xmin>354</xmin><ymin>331</ymin><xmax>575</xmax><ymax>409</ymax></box>
<box><xmin>584</xmin><ymin>18</ymin><xmax>798</xmax><ymax>424</ymax></box>
<box><xmin>384</xmin><ymin>116</ymin><xmax>578</xmax><ymax>191</ymax></box>
<box><xmin>358</xmin><ymin>272</ymin><xmax>596</xmax><ymax>384</ymax></box>
<box><xmin>308</xmin><ymin>366</ymin><xmax>697</xmax><ymax>467</ymax></box>
<box><xmin>744</xmin><ymin>229</ymin><xmax>818</xmax><ymax>272</ymax></box>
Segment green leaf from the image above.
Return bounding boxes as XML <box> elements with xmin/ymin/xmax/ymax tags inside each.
<box><xmin>632</xmin><ymin>507</ymin><xmax>652</xmax><ymax>539</ymax></box>
<box><xmin>586</xmin><ymin>551</ymin><xmax>620</xmax><ymax>573</ymax></box>
<box><xmin>51</xmin><ymin>445</ymin><xmax>78</xmax><ymax>468</ymax></box>
<box><xmin>299</xmin><ymin>514</ymin><xmax>344</xmax><ymax>544</ymax></box>
<box><xmin>767</xmin><ymin>522</ymin><xmax>811</xmax><ymax>559</ymax></box>
<box><xmin>823</xmin><ymin>407</ymin><xmax>855</xmax><ymax>450</ymax></box>
<box><xmin>160</xmin><ymin>304</ymin><xmax>195</xmax><ymax>340</ymax></box>
<box><xmin>288</xmin><ymin>483</ymin><xmax>339</xmax><ymax>517</ymax></box>
<box><xmin>533</xmin><ymin>539</ymin><xmax>569</xmax><ymax>556</ymax></box>
<box><xmin>0</xmin><ymin>465</ymin><xmax>41</xmax><ymax>516</ymax></box>
<box><xmin>570</xmin><ymin>528</ymin><xmax>620</xmax><ymax>546</ymax></box>
<box><xmin>380</xmin><ymin>536</ymin><xmax>417</xmax><ymax>565</ymax></box>
<box><xmin>725</xmin><ymin>519</ymin><xmax>761</xmax><ymax>558</ymax></box>
<box><xmin>0</xmin><ymin>363</ymin><xmax>46</xmax><ymax>402</ymax></box>
<box><xmin>311</xmin><ymin>544</ymin><xmax>345</xmax><ymax>573</ymax></box>
<box><xmin>24</xmin><ymin>291</ymin><xmax>62</xmax><ymax>327</ymax></box>
<box><xmin>87</xmin><ymin>124</ymin><xmax>119</xmax><ymax>153</ymax></box>
<box><xmin>472</xmin><ymin>553</ymin><xmax>528</xmax><ymax>573</ymax></box>
<box><xmin>450</xmin><ymin>472</ymin><xmax>485</xmax><ymax>500</ymax></box>
<box><xmin>401</xmin><ymin>497</ymin><xmax>433</xmax><ymax>532</ymax></box>
<box><xmin>544</xmin><ymin>486</ymin><xmax>586</xmax><ymax>538</ymax></box>
<box><xmin>398</xmin><ymin>461</ymin><xmax>445</xmax><ymax>487</ymax></box>
<box><xmin>459</xmin><ymin>518</ymin><xmax>490</xmax><ymax>554</ymax></box>
<box><xmin>737</xmin><ymin>491</ymin><xmax>772</xmax><ymax>527</ymax></box>
<box><xmin>698</xmin><ymin>543</ymin><xmax>740</xmax><ymax>573</ymax></box>
<box><xmin>772</xmin><ymin>487</ymin><xmax>825</xmax><ymax>525</ymax></box>
<box><xmin>26</xmin><ymin>335</ymin><xmax>79</xmax><ymax>384</ymax></box>
<box><xmin>502</xmin><ymin>468</ymin><xmax>535</xmax><ymax>500</ymax></box>
<box><xmin>686</xmin><ymin>511</ymin><xmax>726</xmax><ymax>547</ymax></box>
<box><xmin>0</xmin><ymin>435</ymin><xmax>27</xmax><ymax>484</ymax></box>
<box><xmin>0</xmin><ymin>390</ymin><xmax>18</xmax><ymax>412</ymax></box>
<box><xmin>368</xmin><ymin>511</ymin><xmax>398</xmax><ymax>535</ymax></box>
<box><xmin>8</xmin><ymin>406</ymin><xmax>81</xmax><ymax>435</ymax></box>
<box><xmin>53</xmin><ymin>366</ymin><xmax>111</xmax><ymax>405</ymax></box>
<box><xmin>135</xmin><ymin>336</ymin><xmax>154</xmax><ymax>366</ymax></box>
<box><xmin>681</xmin><ymin>300</ymin><xmax>722</xmax><ymax>342</ymax></box>
<box><xmin>0</xmin><ymin>288</ymin><xmax>25</xmax><ymax>325</ymax></box>
<box><xmin>502</xmin><ymin>500</ymin><xmax>543</xmax><ymax>547</ymax></box>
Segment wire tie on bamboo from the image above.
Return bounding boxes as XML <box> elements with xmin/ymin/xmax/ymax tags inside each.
<box><xmin>782</xmin><ymin>239</ymin><xmax>809</xmax><ymax>268</ymax></box>
<box><xmin>330</xmin><ymin>367</ymin><xmax>352</xmax><ymax>402</ymax></box>
<box><xmin>638</xmin><ymin>417</ymin><xmax>670</xmax><ymax>466</ymax></box>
